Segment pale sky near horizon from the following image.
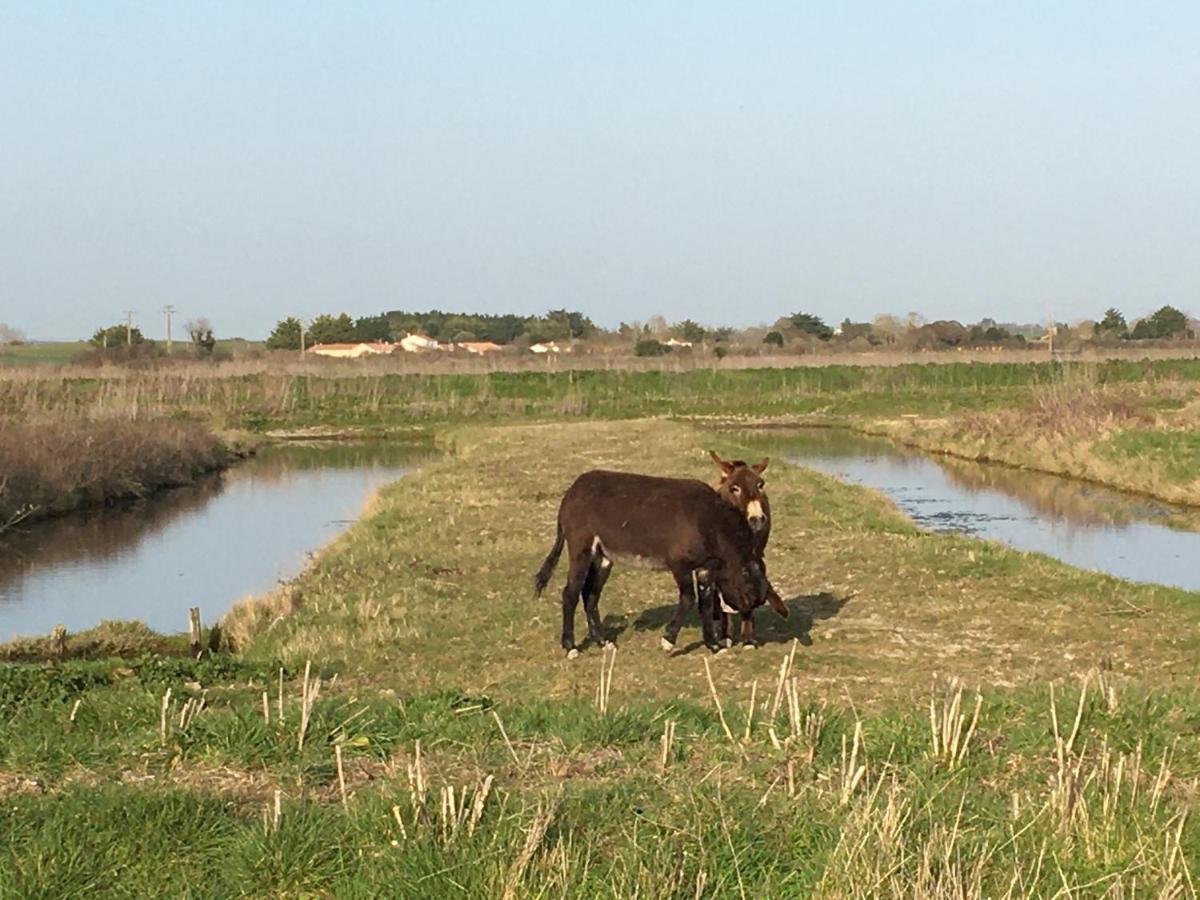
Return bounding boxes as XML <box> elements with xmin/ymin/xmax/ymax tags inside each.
<box><xmin>2</xmin><ymin>3</ymin><xmax>1198</xmax><ymax>341</ymax></box>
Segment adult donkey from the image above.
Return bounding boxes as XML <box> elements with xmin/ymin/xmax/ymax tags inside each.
<box><xmin>705</xmin><ymin>451</ymin><xmax>785</xmax><ymax>646</ymax></box>
<box><xmin>533</xmin><ymin>468</ymin><xmax>779</xmax><ymax>656</ymax></box>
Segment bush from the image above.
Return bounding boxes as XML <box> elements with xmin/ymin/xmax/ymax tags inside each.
<box><xmin>634</xmin><ymin>339</ymin><xmax>669</xmax><ymax>357</ymax></box>
<box><xmin>763</xmin><ymin>331</ymin><xmax>784</xmax><ymax>348</ymax></box>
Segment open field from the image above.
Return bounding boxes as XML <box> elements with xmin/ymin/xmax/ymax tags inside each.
<box><xmin>0</xmin><ymin>342</ymin><xmax>90</xmax><ymax>367</ymax></box>
<box><xmin>5</xmin><ymin>354</ymin><xmax>1200</xmax><ymax>505</ymax></box>
<box><xmin>3</xmin><ymin>419</ymin><xmax>1198</xmax><ymax>896</ymax></box>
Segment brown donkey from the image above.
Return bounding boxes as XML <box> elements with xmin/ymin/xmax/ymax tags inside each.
<box><xmin>706</xmin><ymin>451</ymin><xmax>786</xmax><ymax>646</ymax></box>
<box><xmin>533</xmin><ymin>469</ymin><xmax>779</xmax><ymax>656</ymax></box>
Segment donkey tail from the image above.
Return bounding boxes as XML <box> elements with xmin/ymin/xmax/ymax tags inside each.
<box><xmin>533</xmin><ymin>521</ymin><xmax>565</xmax><ymax>598</ymax></box>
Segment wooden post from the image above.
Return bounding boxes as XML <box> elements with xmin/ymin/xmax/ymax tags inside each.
<box><xmin>188</xmin><ymin>607</ymin><xmax>202</xmax><ymax>657</ymax></box>
<box><xmin>51</xmin><ymin>624</ymin><xmax>67</xmax><ymax>658</ymax></box>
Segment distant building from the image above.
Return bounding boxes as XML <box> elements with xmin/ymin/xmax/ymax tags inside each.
<box><xmin>454</xmin><ymin>341</ymin><xmax>503</xmax><ymax>355</ymax></box>
<box><xmin>307</xmin><ymin>342</ymin><xmax>396</xmax><ymax>359</ymax></box>
<box><xmin>664</xmin><ymin>337</ymin><xmax>693</xmax><ymax>348</ymax></box>
<box><xmin>530</xmin><ymin>342</ymin><xmax>562</xmax><ymax>354</ymax></box>
<box><xmin>399</xmin><ymin>333</ymin><xmax>440</xmax><ymax>352</ymax></box>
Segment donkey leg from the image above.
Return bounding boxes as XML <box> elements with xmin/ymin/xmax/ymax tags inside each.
<box><xmin>561</xmin><ymin>546</ymin><xmax>594</xmax><ymax>657</ymax></box>
<box><xmin>739</xmin><ymin>611</ymin><xmax>757</xmax><ymax>649</ymax></box>
<box><xmin>582</xmin><ymin>552</ymin><xmax>613</xmax><ymax>647</ymax></box>
<box><xmin>698</xmin><ymin>572</ymin><xmax>731</xmax><ymax>649</ymax></box>
<box><xmin>662</xmin><ymin>570</ymin><xmax>697</xmax><ymax>651</ymax></box>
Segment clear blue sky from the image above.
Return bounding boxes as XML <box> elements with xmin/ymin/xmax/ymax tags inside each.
<box><xmin>2</xmin><ymin>2</ymin><xmax>1198</xmax><ymax>340</ymax></box>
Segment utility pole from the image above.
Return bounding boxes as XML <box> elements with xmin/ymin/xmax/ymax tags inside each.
<box><xmin>163</xmin><ymin>305</ymin><xmax>175</xmax><ymax>352</ymax></box>
<box><xmin>123</xmin><ymin>310</ymin><xmax>135</xmax><ymax>346</ymax></box>
<box><xmin>299</xmin><ymin>319</ymin><xmax>306</xmax><ymax>358</ymax></box>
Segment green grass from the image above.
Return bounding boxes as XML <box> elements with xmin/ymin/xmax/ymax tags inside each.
<box><xmin>3</xmin><ymin>418</ymin><xmax>1199</xmax><ymax>896</ymax></box>
<box><xmin>0</xmin><ymin>342</ymin><xmax>90</xmax><ymax>366</ymax></box>
<box><xmin>1097</xmin><ymin>428</ymin><xmax>1200</xmax><ymax>484</ymax></box>
<box><xmin>7</xmin><ymin>357</ymin><xmax>1200</xmax><ymax>431</ymax></box>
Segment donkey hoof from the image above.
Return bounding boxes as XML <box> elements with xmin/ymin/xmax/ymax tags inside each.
<box><xmin>601</xmin><ymin>640</ymin><xmax>616</xmax><ymax>650</ymax></box>
<box><xmin>660</xmin><ymin>637</ymin><xmax>674</xmax><ymax>653</ymax></box>
<box><xmin>741</xmin><ymin>642</ymin><xmax>758</xmax><ymax>651</ymax></box>
<box><xmin>566</xmin><ymin>648</ymin><xmax>580</xmax><ymax>660</ymax></box>
<box><xmin>721</xmin><ymin>638</ymin><xmax>733</xmax><ymax>649</ymax></box>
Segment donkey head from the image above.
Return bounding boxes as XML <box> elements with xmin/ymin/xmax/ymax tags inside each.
<box><xmin>710</xmin><ymin>451</ymin><xmax>769</xmax><ymax>534</ymax></box>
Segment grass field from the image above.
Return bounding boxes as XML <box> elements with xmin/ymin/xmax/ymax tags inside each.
<box><xmin>0</xmin><ymin>342</ymin><xmax>90</xmax><ymax>366</ymax></box>
<box><xmin>3</xmin><ymin>419</ymin><xmax>1198</xmax><ymax>896</ymax></box>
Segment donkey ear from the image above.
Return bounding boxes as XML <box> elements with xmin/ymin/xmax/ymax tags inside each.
<box><xmin>709</xmin><ymin>450</ymin><xmax>734</xmax><ymax>475</ymax></box>
<box><xmin>751</xmin><ymin>457</ymin><xmax>769</xmax><ymax>474</ymax></box>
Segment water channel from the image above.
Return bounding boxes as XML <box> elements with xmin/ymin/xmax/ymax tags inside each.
<box><xmin>750</xmin><ymin>428</ymin><xmax>1200</xmax><ymax>593</ymax></box>
<box><xmin>0</xmin><ymin>441</ymin><xmax>429</xmax><ymax>640</ymax></box>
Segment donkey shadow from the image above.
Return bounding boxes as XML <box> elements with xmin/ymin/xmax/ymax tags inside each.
<box><xmin>626</xmin><ymin>591</ymin><xmax>853</xmax><ymax>655</ymax></box>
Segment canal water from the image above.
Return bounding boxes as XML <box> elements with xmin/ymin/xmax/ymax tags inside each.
<box><xmin>758</xmin><ymin>428</ymin><xmax>1200</xmax><ymax>593</ymax></box>
<box><xmin>0</xmin><ymin>441</ymin><xmax>429</xmax><ymax>640</ymax></box>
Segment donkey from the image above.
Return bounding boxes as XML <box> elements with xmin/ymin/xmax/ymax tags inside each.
<box><xmin>705</xmin><ymin>452</ymin><xmax>784</xmax><ymax>646</ymax></box>
<box><xmin>533</xmin><ymin>468</ymin><xmax>779</xmax><ymax>656</ymax></box>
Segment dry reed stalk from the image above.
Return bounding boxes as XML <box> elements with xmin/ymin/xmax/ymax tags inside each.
<box><xmin>703</xmin><ymin>657</ymin><xmax>735</xmax><ymax>744</ymax></box>
<box><xmin>335</xmin><ymin>744</ymin><xmax>348</xmax><ymax>808</ymax></box>
<box><xmin>928</xmin><ymin>678</ymin><xmax>983</xmax><ymax>768</ymax></box>
<box><xmin>769</xmin><ymin>640</ymin><xmax>799</xmax><ymax>722</ymax></box>
<box><xmin>492</xmin><ymin>710</ymin><xmax>522</xmax><ymax>767</ymax></box>
<box><xmin>261</xmin><ymin>691</ymin><xmax>270</xmax><ymax>726</ymax></box>
<box><xmin>69</xmin><ymin>699</ymin><xmax>81</xmax><ymax>723</ymax></box>
<box><xmin>743</xmin><ymin>679</ymin><xmax>758</xmax><ymax>743</ymax></box>
<box><xmin>595</xmin><ymin>644</ymin><xmax>617</xmax><ymax>715</ymax></box>
<box><xmin>840</xmin><ymin>719</ymin><xmax>867</xmax><ymax>804</ymax></box>
<box><xmin>297</xmin><ymin>660</ymin><xmax>321</xmax><ymax>752</ymax></box>
<box><xmin>659</xmin><ymin>719</ymin><xmax>676</xmax><ymax>770</ymax></box>
<box><xmin>159</xmin><ymin>688</ymin><xmax>171</xmax><ymax>746</ymax></box>
<box><xmin>501</xmin><ymin>791</ymin><xmax>561</xmax><ymax>900</ymax></box>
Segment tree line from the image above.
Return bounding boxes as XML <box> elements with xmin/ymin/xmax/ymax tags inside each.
<box><xmin>265</xmin><ymin>309</ymin><xmax>597</xmax><ymax>350</ymax></box>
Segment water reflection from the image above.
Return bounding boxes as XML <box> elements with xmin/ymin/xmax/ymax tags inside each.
<box><xmin>742</xmin><ymin>428</ymin><xmax>1200</xmax><ymax>593</ymax></box>
<box><xmin>0</xmin><ymin>441</ymin><xmax>431</xmax><ymax>639</ymax></box>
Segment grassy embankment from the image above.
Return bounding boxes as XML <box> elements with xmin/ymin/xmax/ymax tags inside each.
<box><xmin>0</xmin><ymin>420</ymin><xmax>234</xmax><ymax>534</ymax></box>
<box><xmin>2</xmin><ymin>419</ymin><xmax>1198</xmax><ymax>896</ymax></box>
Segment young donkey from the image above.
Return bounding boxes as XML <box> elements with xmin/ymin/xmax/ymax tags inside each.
<box><xmin>705</xmin><ymin>451</ymin><xmax>785</xmax><ymax>646</ymax></box>
<box><xmin>534</xmin><ymin>468</ymin><xmax>779</xmax><ymax>656</ymax></box>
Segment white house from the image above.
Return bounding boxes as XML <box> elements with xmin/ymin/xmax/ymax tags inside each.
<box><xmin>530</xmin><ymin>342</ymin><xmax>562</xmax><ymax>354</ymax></box>
<box><xmin>399</xmin><ymin>333</ymin><xmax>440</xmax><ymax>352</ymax></box>
<box><xmin>454</xmin><ymin>341</ymin><xmax>503</xmax><ymax>355</ymax></box>
<box><xmin>664</xmin><ymin>337</ymin><xmax>693</xmax><ymax>348</ymax></box>
<box><xmin>307</xmin><ymin>342</ymin><xmax>396</xmax><ymax>359</ymax></box>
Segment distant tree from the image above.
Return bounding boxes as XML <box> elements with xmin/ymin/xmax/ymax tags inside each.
<box><xmin>451</xmin><ymin>331</ymin><xmax>477</xmax><ymax>343</ymax></box>
<box><xmin>763</xmin><ymin>331</ymin><xmax>784</xmax><ymax>348</ymax></box>
<box><xmin>91</xmin><ymin>324</ymin><xmax>144</xmax><ymax>348</ymax></box>
<box><xmin>266</xmin><ymin>317</ymin><xmax>303</xmax><ymax>350</ymax></box>
<box><xmin>871</xmin><ymin>314</ymin><xmax>904</xmax><ymax>345</ymax></box>
<box><xmin>634</xmin><ymin>338</ymin><xmax>669</xmax><ymax>357</ymax></box>
<box><xmin>711</xmin><ymin>327</ymin><xmax>734</xmax><ymax>343</ymax></box>
<box><xmin>0</xmin><ymin>323</ymin><xmax>25</xmax><ymax>344</ymax></box>
<box><xmin>713</xmin><ymin>345</ymin><xmax>729</xmax><ymax>359</ymax></box>
<box><xmin>1130</xmin><ymin>305</ymin><xmax>1192</xmax><ymax>340</ymax></box>
<box><xmin>838</xmin><ymin>319</ymin><xmax>875</xmax><ymax>342</ymax></box>
<box><xmin>788</xmin><ymin>312</ymin><xmax>833</xmax><ymax>341</ymax></box>
<box><xmin>673</xmin><ymin>319</ymin><xmax>708</xmax><ymax>343</ymax></box>
<box><xmin>307</xmin><ymin>313</ymin><xmax>356</xmax><ymax>345</ymax></box>
<box><xmin>186</xmin><ymin>318</ymin><xmax>216</xmax><ymax>354</ymax></box>
<box><xmin>354</xmin><ymin>314</ymin><xmax>392</xmax><ymax>342</ymax></box>
<box><xmin>1095</xmin><ymin>308</ymin><xmax>1129</xmax><ymax>340</ymax></box>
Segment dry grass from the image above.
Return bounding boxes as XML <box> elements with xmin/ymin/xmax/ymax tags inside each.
<box><xmin>0</xmin><ymin>419</ymin><xmax>231</xmax><ymax>529</ymax></box>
